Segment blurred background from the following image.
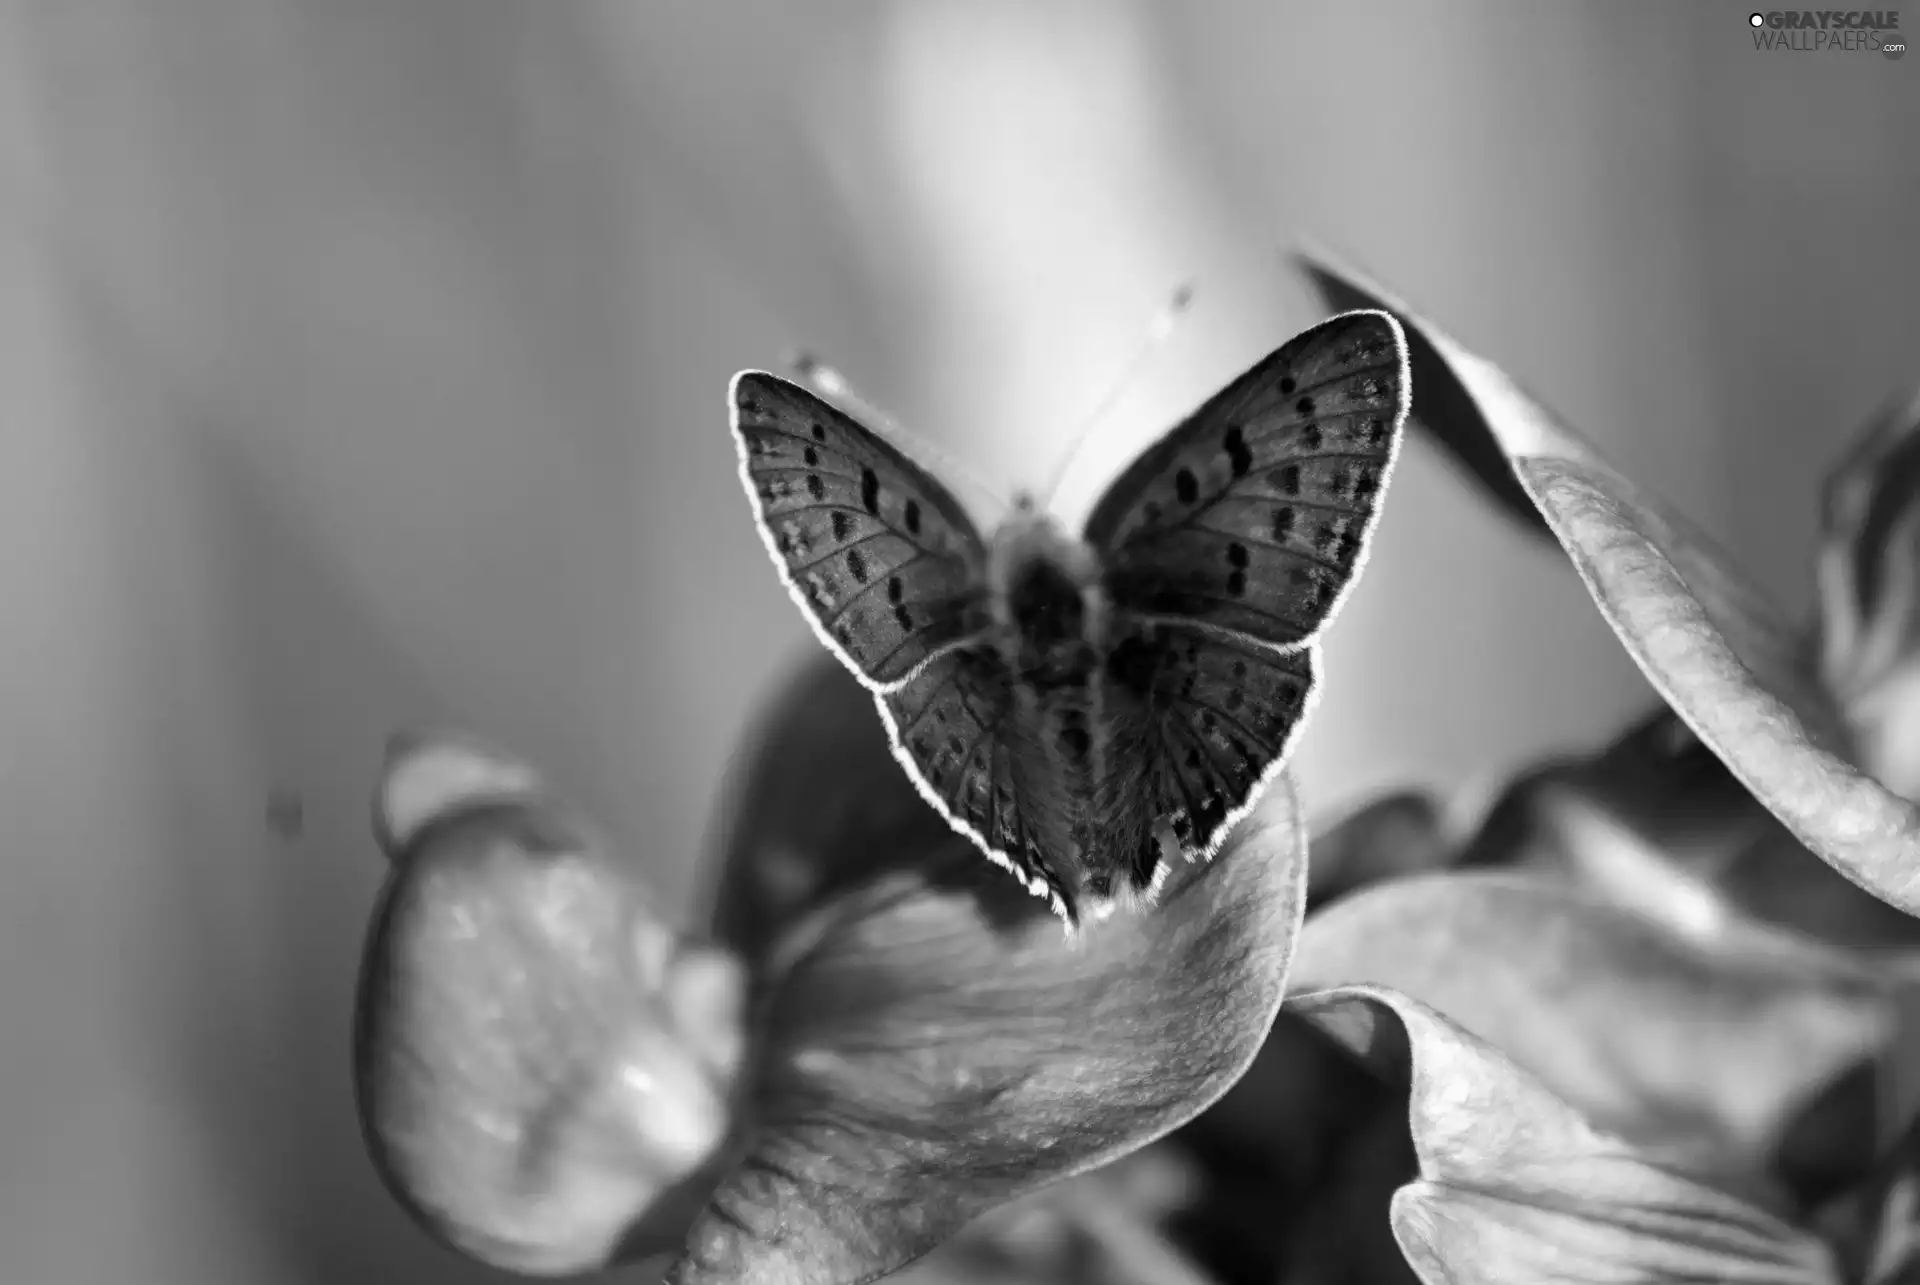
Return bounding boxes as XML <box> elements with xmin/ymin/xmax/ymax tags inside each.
<box><xmin>1</xmin><ymin>1</ymin><xmax>1916</xmax><ymax>1281</ymax></box>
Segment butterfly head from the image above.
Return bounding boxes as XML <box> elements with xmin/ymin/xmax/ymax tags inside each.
<box><xmin>986</xmin><ymin>503</ymin><xmax>1104</xmax><ymax>657</ymax></box>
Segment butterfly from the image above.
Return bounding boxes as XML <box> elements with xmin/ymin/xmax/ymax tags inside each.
<box><xmin>729</xmin><ymin>309</ymin><xmax>1410</xmax><ymax>929</ymax></box>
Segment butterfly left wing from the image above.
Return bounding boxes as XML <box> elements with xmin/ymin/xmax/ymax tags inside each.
<box><xmin>1083</xmin><ymin>310</ymin><xmax>1410</xmax><ymax>649</ymax></box>
<box><xmin>875</xmin><ymin>645</ymin><xmax>1078</xmax><ymax>923</ymax></box>
<box><xmin>732</xmin><ymin>371</ymin><xmax>991</xmax><ymax>689</ymax></box>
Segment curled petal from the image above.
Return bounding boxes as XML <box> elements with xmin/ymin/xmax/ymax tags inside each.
<box><xmin>1817</xmin><ymin>385</ymin><xmax>1920</xmax><ymax>799</ymax></box>
<box><xmin>675</xmin><ymin>657</ymin><xmax>1308</xmax><ymax>1284</ymax></box>
<box><xmin>354</xmin><ymin>733</ymin><xmax>747</xmax><ymax>1275</ymax></box>
<box><xmin>1290</xmin><ymin>986</ymin><xmax>1842</xmax><ymax>1285</ymax></box>
<box><xmin>1289</xmin><ymin>872</ymin><xmax>1891</xmax><ymax>1183</ymax></box>
<box><xmin>1297</xmin><ymin>250</ymin><xmax>1920</xmax><ymax>920</ymax></box>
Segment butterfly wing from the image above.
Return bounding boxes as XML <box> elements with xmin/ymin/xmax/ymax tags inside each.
<box><xmin>1124</xmin><ymin>627</ymin><xmax>1319</xmax><ymax>873</ymax></box>
<box><xmin>1084</xmin><ymin>310</ymin><xmax>1410</xmax><ymax>648</ymax></box>
<box><xmin>876</xmin><ymin>646</ymin><xmax>1077</xmax><ymax>922</ymax></box>
<box><xmin>732</xmin><ymin>371</ymin><xmax>991</xmax><ymax>689</ymax></box>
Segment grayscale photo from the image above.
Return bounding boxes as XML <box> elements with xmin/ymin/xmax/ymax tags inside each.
<box><xmin>2</xmin><ymin>4</ymin><xmax>1917</xmax><ymax>1283</ymax></box>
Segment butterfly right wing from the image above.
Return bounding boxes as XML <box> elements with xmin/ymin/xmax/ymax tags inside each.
<box><xmin>1128</xmin><ymin>626</ymin><xmax>1319</xmax><ymax>873</ymax></box>
<box><xmin>876</xmin><ymin>646</ymin><xmax>1078</xmax><ymax>924</ymax></box>
<box><xmin>1083</xmin><ymin>311</ymin><xmax>1409</xmax><ymax>650</ymax></box>
<box><xmin>732</xmin><ymin>371</ymin><xmax>992</xmax><ymax>689</ymax></box>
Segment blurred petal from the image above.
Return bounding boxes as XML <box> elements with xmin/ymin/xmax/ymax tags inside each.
<box><xmin>1852</xmin><ymin>1111</ymin><xmax>1920</xmax><ymax>1284</ymax></box>
<box><xmin>354</xmin><ymin>733</ymin><xmax>746</xmax><ymax>1275</ymax></box>
<box><xmin>1459</xmin><ymin>707</ymin><xmax>1920</xmax><ymax>953</ymax></box>
<box><xmin>1307</xmin><ymin>790</ymin><xmax>1452</xmax><ymax>909</ymax></box>
<box><xmin>1817</xmin><ymin>386</ymin><xmax>1920</xmax><ymax>800</ymax></box>
<box><xmin>700</xmin><ymin>654</ymin><xmax>958</xmax><ymax>968</ymax></box>
<box><xmin>1170</xmin><ymin>1009</ymin><xmax>1404</xmax><ymax>1283</ymax></box>
<box><xmin>672</xmin><ymin>659</ymin><xmax>1308</xmax><ymax>1284</ymax></box>
<box><xmin>1290</xmin><ymin>986</ymin><xmax>1842</xmax><ymax>1285</ymax></box>
<box><xmin>1289</xmin><ymin>872</ymin><xmax>1892</xmax><ymax>1184</ymax></box>
<box><xmin>893</xmin><ymin>1146</ymin><xmax>1214</xmax><ymax>1285</ymax></box>
<box><xmin>1297</xmin><ymin>249</ymin><xmax>1920</xmax><ymax>920</ymax></box>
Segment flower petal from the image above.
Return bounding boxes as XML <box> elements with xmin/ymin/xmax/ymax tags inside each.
<box><xmin>673</xmin><ymin>658</ymin><xmax>1308</xmax><ymax>1284</ymax></box>
<box><xmin>1850</xmin><ymin>1109</ymin><xmax>1920</xmax><ymax>1284</ymax></box>
<box><xmin>1290</xmin><ymin>986</ymin><xmax>1842</xmax><ymax>1285</ymax></box>
<box><xmin>1307</xmin><ymin>790</ymin><xmax>1453</xmax><ymax>909</ymax></box>
<box><xmin>1289</xmin><ymin>872</ymin><xmax>1891</xmax><ymax>1184</ymax></box>
<box><xmin>891</xmin><ymin>1146</ymin><xmax>1213</xmax><ymax>1285</ymax></box>
<box><xmin>700</xmin><ymin>655</ymin><xmax>960</xmax><ymax>968</ymax></box>
<box><xmin>354</xmin><ymin>732</ymin><xmax>747</xmax><ymax>1275</ymax></box>
<box><xmin>1296</xmin><ymin>249</ymin><xmax>1920</xmax><ymax>920</ymax></box>
<box><xmin>1816</xmin><ymin>385</ymin><xmax>1920</xmax><ymax>800</ymax></box>
<box><xmin>1460</xmin><ymin>706</ymin><xmax>1920</xmax><ymax>953</ymax></box>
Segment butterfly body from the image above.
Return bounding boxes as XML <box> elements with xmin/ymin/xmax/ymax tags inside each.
<box><xmin>975</xmin><ymin>500</ymin><xmax>1166</xmax><ymax>914</ymax></box>
<box><xmin>730</xmin><ymin>310</ymin><xmax>1410</xmax><ymax>928</ymax></box>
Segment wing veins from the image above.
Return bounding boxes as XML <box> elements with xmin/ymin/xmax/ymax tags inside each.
<box><xmin>815</xmin><ymin>552</ymin><xmax>952</xmax><ymax>622</ymax></box>
<box><xmin>1165</xmin><ymin>693</ymin><xmax>1282</xmax><ymax>758</ymax></box>
<box><xmin>1117</xmin><ymin>586</ymin><xmax>1309</xmax><ymax>628</ymax></box>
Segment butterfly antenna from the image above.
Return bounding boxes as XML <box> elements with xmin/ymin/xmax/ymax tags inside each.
<box><xmin>1037</xmin><ymin>281</ymin><xmax>1195</xmax><ymax>509</ymax></box>
<box><xmin>784</xmin><ymin>348</ymin><xmax>1009</xmax><ymax>518</ymax></box>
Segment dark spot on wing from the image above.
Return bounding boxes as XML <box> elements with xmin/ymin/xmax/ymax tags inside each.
<box><xmin>894</xmin><ymin>604</ymin><xmax>914</xmax><ymax>632</ymax></box>
<box><xmin>1272</xmin><ymin>465</ymin><xmax>1300</xmax><ymax>496</ymax></box>
<box><xmin>1272</xmin><ymin>506</ymin><xmax>1295</xmax><ymax>541</ymax></box>
<box><xmin>861</xmin><ymin>468</ymin><xmax>880</xmax><ymax>515</ymax></box>
<box><xmin>1227</xmin><ymin>569</ymin><xmax>1246</xmax><ymax>597</ymax></box>
<box><xmin>905</xmin><ymin>499</ymin><xmax>922</xmax><ymax>536</ymax></box>
<box><xmin>811</xmin><ymin>422</ymin><xmax>827</xmax><ymax>442</ymax></box>
<box><xmin>1278</xmin><ymin>375</ymin><xmax>1296</xmax><ymax>396</ymax></box>
<box><xmin>1231</xmin><ymin>660</ymin><xmax>1247</xmax><ymax>679</ymax></box>
<box><xmin>888</xmin><ymin>576</ymin><xmax>904</xmax><ymax>604</ymax></box>
<box><xmin>1060</xmin><ymin>723</ymin><xmax>1090</xmax><ymax>761</ymax></box>
<box><xmin>847</xmin><ymin>547</ymin><xmax>869</xmax><ymax>583</ymax></box>
<box><xmin>1315</xmin><ymin>523</ymin><xmax>1340</xmax><ymax>557</ymax></box>
<box><xmin>1175</xmin><ymin>468</ymin><xmax>1199</xmax><ymax>504</ymax></box>
<box><xmin>1289</xmin><ymin>567</ymin><xmax>1312</xmax><ymax>587</ymax></box>
<box><xmin>803</xmin><ymin>445</ymin><xmax>819</xmax><ymax>466</ymax></box>
<box><xmin>1227</xmin><ymin>542</ymin><xmax>1249</xmax><ymax>569</ymax></box>
<box><xmin>1226</xmin><ymin>688</ymin><xmax>1243</xmax><ymax>711</ymax></box>
<box><xmin>1295</xmin><ymin>396</ymin><xmax>1315</xmax><ymax>416</ymax></box>
<box><xmin>806</xmin><ymin>473</ymin><xmax>825</xmax><ymax>501</ymax></box>
<box><xmin>831</xmin><ymin>511</ymin><xmax>852</xmax><ymax>542</ymax></box>
<box><xmin>1300</xmin><ymin>425</ymin><xmax>1322</xmax><ymax>451</ymax></box>
<box><xmin>1106</xmin><ymin>636</ymin><xmax>1157</xmax><ymax>697</ymax></box>
<box><xmin>1339</xmin><ymin>529</ymin><xmax>1362</xmax><ymax>563</ymax></box>
<box><xmin>1365</xmin><ymin>417</ymin><xmax>1389</xmax><ymax>447</ymax></box>
<box><xmin>1223</xmin><ymin>426</ymin><xmax>1252</xmax><ymax>478</ymax></box>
